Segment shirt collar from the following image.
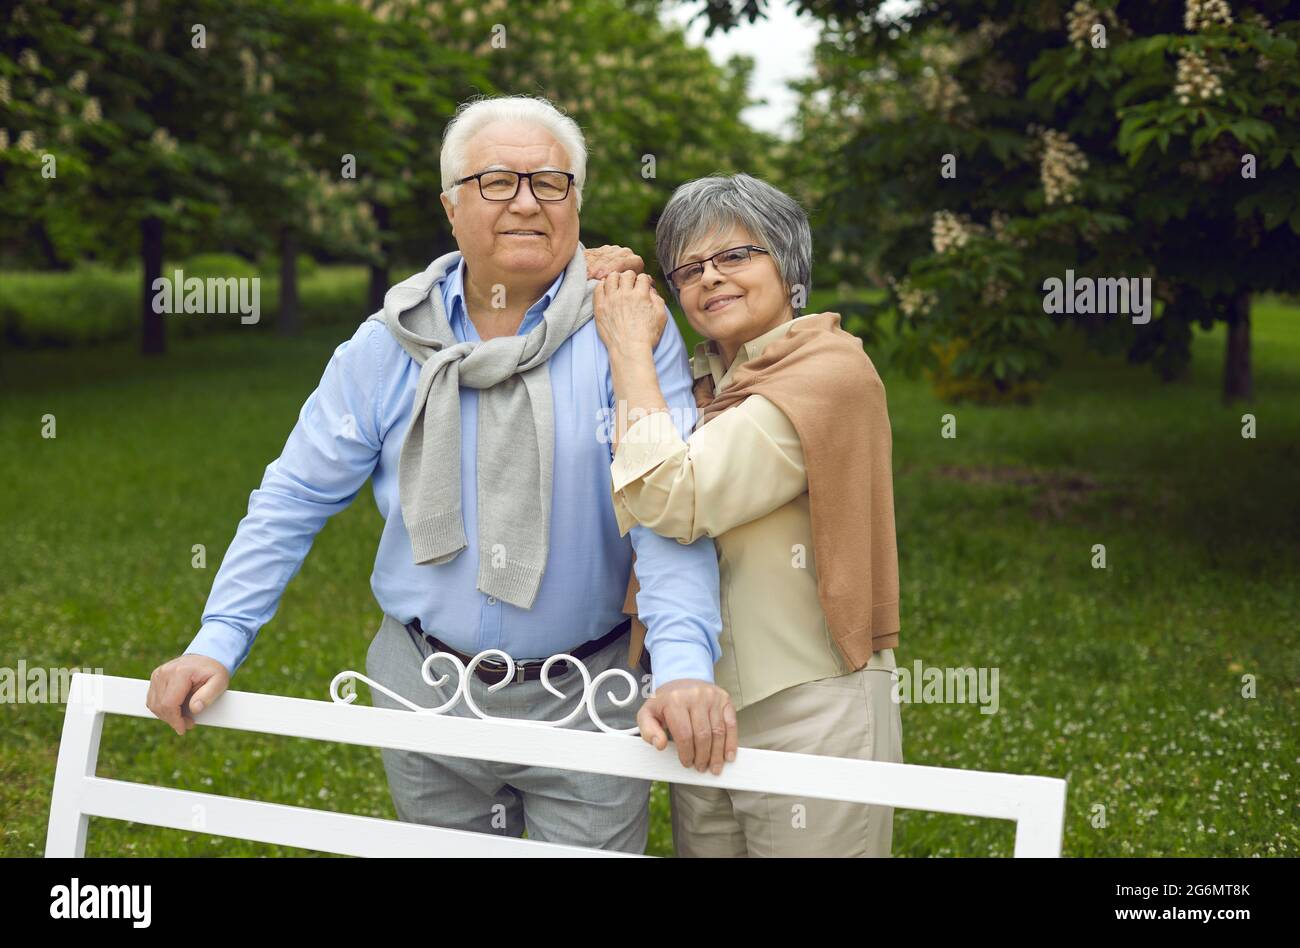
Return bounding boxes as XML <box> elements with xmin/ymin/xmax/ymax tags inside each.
<box><xmin>445</xmin><ymin>256</ymin><xmax>566</xmax><ymax>339</ymax></box>
<box><xmin>691</xmin><ymin>314</ymin><xmax>806</xmax><ymax>394</ymax></box>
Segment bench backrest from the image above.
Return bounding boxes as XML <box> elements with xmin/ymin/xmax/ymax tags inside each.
<box><xmin>46</xmin><ymin>673</ymin><xmax>1066</xmax><ymax>857</ymax></box>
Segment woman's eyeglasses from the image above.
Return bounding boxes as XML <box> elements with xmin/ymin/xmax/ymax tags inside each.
<box><xmin>666</xmin><ymin>245</ymin><xmax>770</xmax><ymax>291</ymax></box>
<box><xmin>453</xmin><ymin>169</ymin><xmax>575</xmax><ymax>202</ymax></box>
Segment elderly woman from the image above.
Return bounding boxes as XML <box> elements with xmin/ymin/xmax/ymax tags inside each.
<box><xmin>592</xmin><ymin>173</ymin><xmax>904</xmax><ymax>858</ymax></box>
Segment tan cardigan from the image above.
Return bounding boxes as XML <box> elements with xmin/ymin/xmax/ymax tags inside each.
<box><xmin>623</xmin><ymin>312</ymin><xmax>900</xmax><ymax>672</ymax></box>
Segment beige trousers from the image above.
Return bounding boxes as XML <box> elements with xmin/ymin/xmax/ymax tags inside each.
<box><xmin>670</xmin><ymin>648</ymin><xmax>902</xmax><ymax>857</ymax></box>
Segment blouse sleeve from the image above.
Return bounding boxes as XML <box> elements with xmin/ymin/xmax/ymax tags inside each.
<box><xmin>609</xmin><ymin>395</ymin><xmax>806</xmax><ymax>543</ymax></box>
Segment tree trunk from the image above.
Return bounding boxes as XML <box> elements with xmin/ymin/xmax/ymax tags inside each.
<box><xmin>33</xmin><ymin>221</ymin><xmax>69</xmax><ymax>270</ymax></box>
<box><xmin>278</xmin><ymin>225</ymin><xmax>300</xmax><ymax>336</ymax></box>
<box><xmin>368</xmin><ymin>201</ymin><xmax>390</xmax><ymax>314</ymax></box>
<box><xmin>141</xmin><ymin>216</ymin><xmax>165</xmax><ymax>355</ymax></box>
<box><xmin>1223</xmin><ymin>290</ymin><xmax>1252</xmax><ymax>403</ymax></box>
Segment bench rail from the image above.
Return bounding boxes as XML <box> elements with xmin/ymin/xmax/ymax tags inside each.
<box><xmin>46</xmin><ymin>673</ymin><xmax>1067</xmax><ymax>857</ymax></box>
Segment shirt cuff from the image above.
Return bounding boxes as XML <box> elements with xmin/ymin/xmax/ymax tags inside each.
<box><xmin>184</xmin><ymin>620</ymin><xmax>248</xmax><ymax>677</ymax></box>
<box><xmin>648</xmin><ymin>639</ymin><xmax>717</xmax><ymax>691</ymax></box>
<box><xmin>610</xmin><ymin>411</ymin><xmax>686</xmax><ymax>492</ymax></box>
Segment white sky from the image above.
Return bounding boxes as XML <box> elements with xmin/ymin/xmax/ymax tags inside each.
<box><xmin>662</xmin><ymin>0</ymin><xmax>916</xmax><ymax>141</ymax></box>
<box><xmin>661</xmin><ymin>0</ymin><xmax>821</xmax><ymax>141</ymax></box>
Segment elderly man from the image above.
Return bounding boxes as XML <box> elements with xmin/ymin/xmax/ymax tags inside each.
<box><xmin>146</xmin><ymin>94</ymin><xmax>736</xmax><ymax>853</ymax></box>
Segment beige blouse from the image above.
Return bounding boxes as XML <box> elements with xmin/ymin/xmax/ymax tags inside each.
<box><xmin>610</xmin><ymin>316</ymin><xmax>892</xmax><ymax>712</ymax></box>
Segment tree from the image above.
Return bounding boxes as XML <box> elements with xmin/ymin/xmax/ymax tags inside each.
<box><xmin>671</xmin><ymin>0</ymin><xmax>1300</xmax><ymax>403</ymax></box>
<box><xmin>3</xmin><ymin>0</ymin><xmax>311</xmax><ymax>353</ymax></box>
<box><xmin>0</xmin><ymin>4</ymin><xmax>98</xmax><ymax>271</ymax></box>
<box><xmin>2</xmin><ymin>0</ymin><xmax>481</xmax><ymax>345</ymax></box>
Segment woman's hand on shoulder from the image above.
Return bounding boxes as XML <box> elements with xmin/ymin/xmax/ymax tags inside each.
<box><xmin>593</xmin><ymin>271</ymin><xmax>668</xmax><ymax>360</ymax></box>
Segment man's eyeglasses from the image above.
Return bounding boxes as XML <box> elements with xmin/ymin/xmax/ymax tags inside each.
<box><xmin>666</xmin><ymin>245</ymin><xmax>770</xmax><ymax>291</ymax></box>
<box><xmin>453</xmin><ymin>169</ymin><xmax>575</xmax><ymax>202</ymax></box>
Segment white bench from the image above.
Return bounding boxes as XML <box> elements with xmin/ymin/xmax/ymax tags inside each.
<box><xmin>46</xmin><ymin>672</ymin><xmax>1067</xmax><ymax>857</ymax></box>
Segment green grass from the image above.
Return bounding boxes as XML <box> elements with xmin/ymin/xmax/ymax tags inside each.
<box><xmin>1</xmin><ymin>288</ymin><xmax>1296</xmax><ymax>857</ymax></box>
<box><xmin>0</xmin><ymin>258</ymin><xmax>369</xmax><ymax>348</ymax></box>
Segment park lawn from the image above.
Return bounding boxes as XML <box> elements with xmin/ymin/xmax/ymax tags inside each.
<box><xmin>1</xmin><ymin>289</ymin><xmax>1296</xmax><ymax>857</ymax></box>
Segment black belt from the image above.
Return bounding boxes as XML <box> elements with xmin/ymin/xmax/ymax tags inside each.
<box><xmin>404</xmin><ymin>617</ymin><xmax>632</xmax><ymax>687</ymax></box>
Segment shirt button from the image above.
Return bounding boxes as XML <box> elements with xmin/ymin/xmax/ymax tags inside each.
<box><xmin>487</xmin><ymin>597</ymin><xmax>497</xmax><ymax>605</ymax></box>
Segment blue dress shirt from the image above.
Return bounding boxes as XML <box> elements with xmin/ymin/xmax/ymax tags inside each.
<box><xmin>185</xmin><ymin>254</ymin><xmax>722</xmax><ymax>688</ymax></box>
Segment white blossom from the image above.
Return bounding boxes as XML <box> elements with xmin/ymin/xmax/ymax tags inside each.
<box><xmin>150</xmin><ymin>127</ymin><xmax>178</xmax><ymax>154</ymax></box>
<box><xmin>1185</xmin><ymin>0</ymin><xmax>1233</xmax><ymax>32</ymax></box>
<box><xmin>1038</xmin><ymin>128</ymin><xmax>1088</xmax><ymax>204</ymax></box>
<box><xmin>888</xmin><ymin>275</ymin><xmax>938</xmax><ymax>319</ymax></box>
<box><xmin>1175</xmin><ymin>49</ymin><xmax>1226</xmax><ymax>104</ymax></box>
<box><xmin>932</xmin><ymin>210</ymin><xmax>972</xmax><ymax>254</ymax></box>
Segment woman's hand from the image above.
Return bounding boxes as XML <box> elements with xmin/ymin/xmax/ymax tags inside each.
<box><xmin>593</xmin><ymin>271</ymin><xmax>668</xmax><ymax>361</ymax></box>
<box><xmin>584</xmin><ymin>244</ymin><xmax>644</xmax><ymax>280</ymax></box>
<box><xmin>595</xmin><ymin>272</ymin><xmax>672</xmax><ymax>450</ymax></box>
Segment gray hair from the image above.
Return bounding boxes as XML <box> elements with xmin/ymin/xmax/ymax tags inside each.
<box><xmin>655</xmin><ymin>173</ymin><xmax>813</xmax><ymax>313</ymax></box>
<box><xmin>440</xmin><ymin>95</ymin><xmax>587</xmax><ymax>212</ymax></box>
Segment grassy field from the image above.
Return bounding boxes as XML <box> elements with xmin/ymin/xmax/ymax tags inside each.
<box><xmin>1</xmin><ymin>287</ymin><xmax>1296</xmax><ymax>857</ymax></box>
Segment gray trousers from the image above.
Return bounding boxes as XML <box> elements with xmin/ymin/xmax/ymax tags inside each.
<box><xmin>365</xmin><ymin>612</ymin><xmax>651</xmax><ymax>852</ymax></box>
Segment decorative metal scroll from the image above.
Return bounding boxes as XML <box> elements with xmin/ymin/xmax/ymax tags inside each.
<box><xmin>330</xmin><ymin>649</ymin><xmax>642</xmax><ymax>735</ymax></box>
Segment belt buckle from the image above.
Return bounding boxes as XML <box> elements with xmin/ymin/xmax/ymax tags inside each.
<box><xmin>513</xmin><ymin>658</ymin><xmax>547</xmax><ymax>684</ymax></box>
<box><xmin>475</xmin><ymin>656</ymin><xmax>570</xmax><ymax>686</ymax></box>
<box><xmin>511</xmin><ymin>658</ymin><xmax>556</xmax><ymax>685</ymax></box>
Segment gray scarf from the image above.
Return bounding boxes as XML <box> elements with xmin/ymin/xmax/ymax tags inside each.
<box><xmin>367</xmin><ymin>242</ymin><xmax>596</xmax><ymax>609</ymax></box>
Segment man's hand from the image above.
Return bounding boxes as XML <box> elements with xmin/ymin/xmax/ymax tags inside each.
<box><xmin>146</xmin><ymin>654</ymin><xmax>230</xmax><ymax>736</ymax></box>
<box><xmin>584</xmin><ymin>244</ymin><xmax>644</xmax><ymax>280</ymax></box>
<box><xmin>637</xmin><ymin>678</ymin><xmax>738</xmax><ymax>775</ymax></box>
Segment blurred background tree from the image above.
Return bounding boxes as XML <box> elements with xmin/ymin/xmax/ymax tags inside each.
<box><xmin>677</xmin><ymin>0</ymin><xmax>1299</xmax><ymax>403</ymax></box>
<box><xmin>1</xmin><ymin>0</ymin><xmax>770</xmax><ymax>351</ymax></box>
<box><xmin>4</xmin><ymin>0</ymin><xmax>1296</xmax><ymax>392</ymax></box>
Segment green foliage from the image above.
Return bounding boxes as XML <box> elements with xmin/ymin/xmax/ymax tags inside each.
<box><xmin>177</xmin><ymin>252</ymin><xmax>259</xmax><ymax>281</ymax></box>
<box><xmin>0</xmin><ymin>264</ymin><xmax>133</xmax><ymax>347</ymax></box>
<box><xmin>0</xmin><ymin>261</ymin><xmax>367</xmax><ymax>347</ymax></box>
<box><xmin>768</xmin><ymin>0</ymin><xmax>1300</xmax><ymax>400</ymax></box>
<box><xmin>0</xmin><ymin>0</ymin><xmax>440</xmax><ymax>270</ymax></box>
<box><xmin>256</xmin><ymin>252</ymin><xmax>319</xmax><ymax>278</ymax></box>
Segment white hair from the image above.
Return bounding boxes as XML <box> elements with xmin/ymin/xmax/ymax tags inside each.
<box><xmin>440</xmin><ymin>95</ymin><xmax>587</xmax><ymax>212</ymax></box>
